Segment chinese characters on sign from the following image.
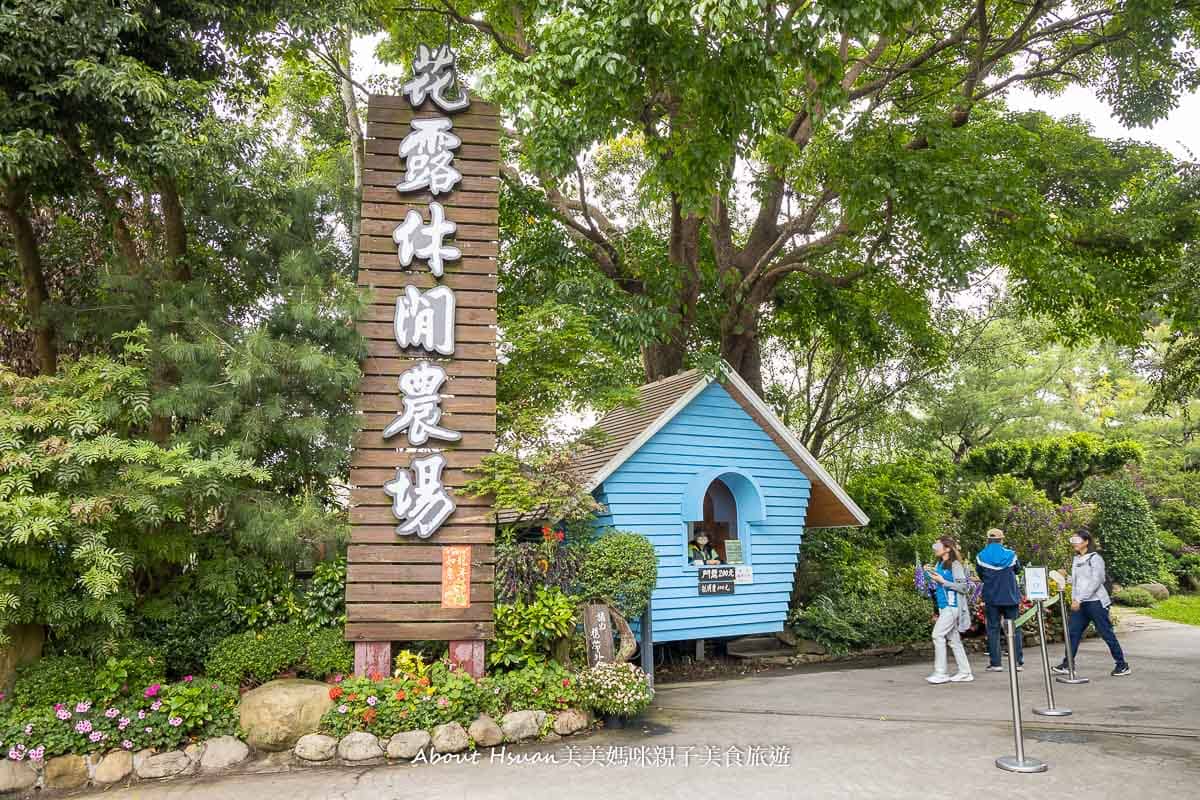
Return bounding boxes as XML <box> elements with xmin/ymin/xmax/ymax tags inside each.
<box><xmin>441</xmin><ymin>545</ymin><xmax>472</xmax><ymax>609</ymax></box>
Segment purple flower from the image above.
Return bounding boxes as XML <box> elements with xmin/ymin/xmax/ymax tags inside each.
<box><xmin>105</xmin><ymin>707</ymin><xmax>120</xmax><ymax>718</ymax></box>
<box><xmin>55</xmin><ymin>708</ymin><xmax>71</xmax><ymax>720</ymax></box>
<box><xmin>28</xmin><ymin>746</ymin><xmax>44</xmax><ymax>762</ymax></box>
<box><xmin>121</xmin><ymin>740</ymin><xmax>134</xmax><ymax>750</ymax></box>
<box><xmin>137</xmin><ymin>710</ymin><xmax>147</xmax><ymax>720</ymax></box>
<box><xmin>75</xmin><ymin>701</ymin><xmax>92</xmax><ymax>713</ymax></box>
<box><xmin>89</xmin><ymin>731</ymin><xmax>105</xmax><ymax>743</ymax></box>
<box><xmin>7</xmin><ymin>747</ymin><xmax>24</xmax><ymax>761</ymax></box>
<box><xmin>74</xmin><ymin>720</ymin><xmax>93</xmax><ymax>734</ymax></box>
<box><xmin>337</xmin><ymin>704</ymin><xmax>348</xmax><ymax>714</ymax></box>
<box><xmin>144</xmin><ymin>684</ymin><xmax>160</xmax><ymax>698</ymax></box>
<box><xmin>150</xmin><ymin>700</ymin><xmax>162</xmax><ymax>711</ymax></box>
<box><xmin>182</xmin><ymin>675</ymin><xmax>193</xmax><ymax>683</ymax></box>
<box><xmin>168</xmin><ymin>717</ymin><xmax>183</xmax><ymax>727</ymax></box>
<box><xmin>366</xmin><ymin>696</ymin><xmax>378</xmax><ymax>707</ymax></box>
<box><xmin>118</xmin><ymin>717</ymin><xmax>130</xmax><ymax>730</ymax></box>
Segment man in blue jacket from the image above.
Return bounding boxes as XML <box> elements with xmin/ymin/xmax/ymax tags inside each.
<box><xmin>976</xmin><ymin>528</ymin><xmax>1024</xmax><ymax>672</ymax></box>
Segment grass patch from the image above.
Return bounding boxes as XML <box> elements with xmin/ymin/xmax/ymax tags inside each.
<box><xmin>1143</xmin><ymin>594</ymin><xmax>1200</xmax><ymax>626</ymax></box>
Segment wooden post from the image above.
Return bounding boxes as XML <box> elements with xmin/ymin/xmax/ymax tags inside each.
<box><xmin>448</xmin><ymin>640</ymin><xmax>485</xmax><ymax>678</ymax></box>
<box><xmin>695</xmin><ymin>638</ymin><xmax>706</xmax><ymax>662</ymax></box>
<box><xmin>354</xmin><ymin>641</ymin><xmax>391</xmax><ymax>678</ymax></box>
<box><xmin>640</xmin><ymin>607</ymin><xmax>654</xmax><ymax>687</ymax></box>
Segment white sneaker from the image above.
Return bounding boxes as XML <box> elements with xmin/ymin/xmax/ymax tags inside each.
<box><xmin>950</xmin><ymin>672</ymin><xmax>975</xmax><ymax>683</ymax></box>
<box><xmin>926</xmin><ymin>673</ymin><xmax>951</xmax><ymax>684</ymax></box>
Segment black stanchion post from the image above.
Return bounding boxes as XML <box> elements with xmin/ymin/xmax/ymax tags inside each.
<box><xmin>996</xmin><ymin>618</ymin><xmax>1048</xmax><ymax>773</ymax></box>
<box><xmin>1056</xmin><ymin>591</ymin><xmax>1089</xmax><ymax>685</ymax></box>
<box><xmin>1032</xmin><ymin>598</ymin><xmax>1071</xmax><ymax>717</ymax></box>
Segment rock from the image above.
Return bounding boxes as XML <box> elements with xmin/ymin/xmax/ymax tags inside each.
<box><xmin>239</xmin><ymin>679</ymin><xmax>335</xmax><ymax>752</ymax></box>
<box><xmin>44</xmin><ymin>753</ymin><xmax>89</xmax><ymax>789</ymax></box>
<box><xmin>553</xmin><ymin>709</ymin><xmax>589</xmax><ymax>736</ymax></box>
<box><xmin>295</xmin><ymin>733</ymin><xmax>339</xmax><ymax>762</ymax></box>
<box><xmin>542</xmin><ymin>732</ymin><xmax>562</xmax><ymax>742</ymax></box>
<box><xmin>200</xmin><ymin>735</ymin><xmax>250</xmax><ymax>771</ymax></box>
<box><xmin>795</xmin><ymin>638</ymin><xmax>827</xmax><ymax>655</ymax></box>
<box><xmin>136</xmin><ymin>750</ymin><xmax>191</xmax><ymax>779</ymax></box>
<box><xmin>183</xmin><ymin>742</ymin><xmax>205</xmax><ymax>774</ymax></box>
<box><xmin>775</xmin><ymin>628</ymin><xmax>799</xmax><ymax>648</ymax></box>
<box><xmin>431</xmin><ymin>722</ymin><xmax>469</xmax><ymax>753</ymax></box>
<box><xmin>468</xmin><ymin>714</ymin><xmax>503</xmax><ymax>747</ymax></box>
<box><xmin>387</xmin><ymin>730</ymin><xmax>431</xmax><ymax>760</ymax></box>
<box><xmin>337</xmin><ymin>732</ymin><xmax>384</xmax><ymax>763</ymax></box>
<box><xmin>1135</xmin><ymin>582</ymin><xmax>1170</xmax><ymax>601</ymax></box>
<box><xmin>93</xmin><ymin>750</ymin><xmax>134</xmax><ymax>784</ymax></box>
<box><xmin>0</xmin><ymin>759</ymin><xmax>38</xmax><ymax>793</ymax></box>
<box><xmin>500</xmin><ymin>710</ymin><xmax>547</xmax><ymax>742</ymax></box>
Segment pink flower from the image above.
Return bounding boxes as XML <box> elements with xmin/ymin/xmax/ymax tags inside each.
<box><xmin>337</xmin><ymin>704</ymin><xmax>348</xmax><ymax>714</ymax></box>
<box><xmin>105</xmin><ymin>707</ymin><xmax>120</xmax><ymax>718</ymax></box>
<box><xmin>121</xmin><ymin>740</ymin><xmax>134</xmax><ymax>750</ymax></box>
<box><xmin>332</xmin><ymin>674</ymin><xmax>344</xmax><ymax>684</ymax></box>
<box><xmin>89</xmin><ymin>731</ymin><xmax>105</xmax><ymax>742</ymax></box>
<box><xmin>144</xmin><ymin>684</ymin><xmax>160</xmax><ymax>699</ymax></box>
<box><xmin>150</xmin><ymin>700</ymin><xmax>162</xmax><ymax>711</ymax></box>
<box><xmin>436</xmin><ymin>697</ymin><xmax>449</xmax><ymax>709</ymax></box>
<box><xmin>74</xmin><ymin>720</ymin><xmax>93</xmax><ymax>734</ymax></box>
<box><xmin>366</xmin><ymin>696</ymin><xmax>378</xmax><ymax>707</ymax></box>
<box><xmin>28</xmin><ymin>746</ymin><xmax>44</xmax><ymax>762</ymax></box>
<box><xmin>144</xmin><ymin>726</ymin><xmax>152</xmax><ymax>733</ymax></box>
<box><xmin>55</xmin><ymin>708</ymin><xmax>71</xmax><ymax>720</ymax></box>
<box><xmin>168</xmin><ymin>717</ymin><xmax>183</xmax><ymax>727</ymax></box>
<box><xmin>75</xmin><ymin>701</ymin><xmax>92</xmax><ymax>713</ymax></box>
<box><xmin>182</xmin><ymin>675</ymin><xmax>193</xmax><ymax>683</ymax></box>
<box><xmin>53</xmin><ymin>703</ymin><xmax>63</xmax><ymax>711</ymax></box>
<box><xmin>118</xmin><ymin>718</ymin><xmax>130</xmax><ymax>730</ymax></box>
<box><xmin>7</xmin><ymin>747</ymin><xmax>23</xmax><ymax>761</ymax></box>
<box><xmin>23</xmin><ymin>724</ymin><xmax>32</xmax><ymax>735</ymax></box>
<box><xmin>137</xmin><ymin>710</ymin><xmax>147</xmax><ymax>720</ymax></box>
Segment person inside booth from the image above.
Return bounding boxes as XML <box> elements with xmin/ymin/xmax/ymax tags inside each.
<box><xmin>688</xmin><ymin>532</ymin><xmax>722</xmax><ymax>566</ymax></box>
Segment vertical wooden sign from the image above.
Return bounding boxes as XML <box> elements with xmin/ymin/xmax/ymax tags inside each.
<box><xmin>346</xmin><ymin>45</ymin><xmax>498</xmax><ymax>677</ymax></box>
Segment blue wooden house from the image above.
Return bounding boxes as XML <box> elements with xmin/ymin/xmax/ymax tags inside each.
<box><xmin>573</xmin><ymin>365</ymin><xmax>868</xmax><ymax>649</ymax></box>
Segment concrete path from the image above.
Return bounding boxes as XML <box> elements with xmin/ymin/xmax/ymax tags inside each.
<box><xmin>102</xmin><ymin>614</ymin><xmax>1200</xmax><ymax>800</ymax></box>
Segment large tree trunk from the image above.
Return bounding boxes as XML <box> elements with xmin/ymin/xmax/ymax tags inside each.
<box><xmin>334</xmin><ymin>26</ymin><xmax>364</xmax><ymax>271</ymax></box>
<box><xmin>1</xmin><ymin>194</ymin><xmax>57</xmax><ymax>375</ymax></box>
<box><xmin>642</xmin><ymin>340</ymin><xmax>686</xmax><ymax>382</ymax></box>
<box><xmin>158</xmin><ymin>175</ymin><xmax>190</xmax><ymax>281</ymax></box>
<box><xmin>641</xmin><ymin>199</ymin><xmax>701</xmax><ymax>382</ymax></box>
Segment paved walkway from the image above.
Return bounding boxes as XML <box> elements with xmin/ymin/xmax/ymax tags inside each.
<box><xmin>102</xmin><ymin>613</ymin><xmax>1200</xmax><ymax>800</ymax></box>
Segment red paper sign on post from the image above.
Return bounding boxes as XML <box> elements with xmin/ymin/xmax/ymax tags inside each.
<box><xmin>441</xmin><ymin>545</ymin><xmax>472</xmax><ymax>608</ymax></box>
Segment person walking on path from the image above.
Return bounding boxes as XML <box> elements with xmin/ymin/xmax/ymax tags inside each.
<box><xmin>976</xmin><ymin>528</ymin><xmax>1024</xmax><ymax>673</ymax></box>
<box><xmin>1052</xmin><ymin>531</ymin><xmax>1131</xmax><ymax>677</ymax></box>
<box><xmin>925</xmin><ymin>537</ymin><xmax>974</xmax><ymax>684</ymax></box>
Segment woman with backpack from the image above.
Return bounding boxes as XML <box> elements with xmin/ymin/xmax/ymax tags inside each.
<box><xmin>1052</xmin><ymin>530</ymin><xmax>1131</xmax><ymax>677</ymax></box>
<box><xmin>924</xmin><ymin>536</ymin><xmax>974</xmax><ymax>684</ymax></box>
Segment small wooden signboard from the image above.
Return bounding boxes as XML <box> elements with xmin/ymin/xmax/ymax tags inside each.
<box><xmin>698</xmin><ymin>565</ymin><xmax>736</xmax><ymax>595</ymax></box>
<box><xmin>584</xmin><ymin>603</ymin><xmax>615</xmax><ymax>666</ymax></box>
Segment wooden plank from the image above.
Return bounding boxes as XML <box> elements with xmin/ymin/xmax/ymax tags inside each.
<box><xmin>362</xmin><ymin>203</ymin><xmax>498</xmax><ymax>225</ymax></box>
<box><xmin>350</xmin><ymin>490</ymin><xmax>491</xmax><ymax>511</ymax></box>
<box><xmin>362</xmin><ymin>187</ymin><xmax>498</xmax><ymax>208</ymax></box>
<box><xmin>364</xmin><ymin>154</ymin><xmax>499</xmax><ymax>177</ymax></box>
<box><xmin>360</xmin><ymin>303</ymin><xmax>496</xmax><ymax>324</ymax></box>
<box><xmin>366</xmin><ymin>123</ymin><xmax>500</xmax><ymax>147</ymax></box>
<box><xmin>360</xmin><ymin>218</ymin><xmax>496</xmax><ymax>240</ymax></box>
<box><xmin>349</xmin><ymin>525</ymin><xmax>494</xmax><ymax>544</ymax></box>
<box><xmin>347</xmin><ymin>563</ymin><xmax>494</xmax><ymax>583</ymax></box>
<box><xmin>365</xmin><ymin>339</ymin><xmax>496</xmax><ymax>360</ymax></box>
<box><xmin>351</xmin><ymin>505</ymin><xmax>493</xmax><ymax>525</ymax></box>
<box><xmin>345</xmin><ymin>622</ymin><xmax>494</xmax><ymax>641</ymax></box>
<box><xmin>358</xmin><ymin>411</ymin><xmax>495</xmax><ymax>431</ymax></box>
<box><xmin>357</xmin><ymin>375</ymin><xmax>495</xmax><ymax>396</ymax></box>
<box><xmin>358</xmin><ymin>270</ymin><xmax>497</xmax><ymax>292</ymax></box>
<box><xmin>364</xmin><ymin>170</ymin><xmax>498</xmax><ymax>192</ymax></box>
<box><xmin>358</xmin><ymin>236</ymin><xmax>499</xmax><ymax>258</ymax></box>
<box><xmin>351</xmin><ymin>449</ymin><xmax>490</xmax><ymax>468</ymax></box>
<box><xmin>358</xmin><ymin>322</ymin><xmax>495</xmax><ymax>344</ymax></box>
<box><xmin>365</xmin><ymin>138</ymin><xmax>500</xmax><ymax>162</ymax></box>
<box><xmin>353</xmin><ymin>429</ymin><xmax>496</xmax><ymax>450</ymax></box>
<box><xmin>347</xmin><ymin>603</ymin><xmax>494</xmax><ymax>622</ymax></box>
<box><xmin>367</xmin><ymin>106</ymin><xmax>500</xmax><ymax>128</ymax></box>
<box><xmin>369</xmin><ymin>95</ymin><xmax>500</xmax><ymax>115</ymax></box>
<box><xmin>347</xmin><ymin>544</ymin><xmax>495</xmax><ymax>564</ymax></box>
<box><xmin>347</xmin><ymin>582</ymin><xmax>493</xmax><ymax>602</ymax></box>
<box><xmin>351</xmin><ymin>469</ymin><xmax>485</xmax><ymax>490</ymax></box>
<box><xmin>362</xmin><ymin>358</ymin><xmax>496</xmax><ymax>378</ymax></box>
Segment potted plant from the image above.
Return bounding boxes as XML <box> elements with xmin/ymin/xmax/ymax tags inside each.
<box><xmin>579</xmin><ymin>661</ymin><xmax>654</xmax><ymax>728</ymax></box>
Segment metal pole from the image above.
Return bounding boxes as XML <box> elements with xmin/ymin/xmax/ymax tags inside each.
<box><xmin>1056</xmin><ymin>591</ymin><xmax>1089</xmax><ymax>685</ymax></box>
<box><xmin>1032</xmin><ymin>600</ymin><xmax>1071</xmax><ymax>716</ymax></box>
<box><xmin>996</xmin><ymin>618</ymin><xmax>1048</xmax><ymax>773</ymax></box>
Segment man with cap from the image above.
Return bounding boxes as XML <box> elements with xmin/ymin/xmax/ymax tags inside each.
<box><xmin>976</xmin><ymin>528</ymin><xmax>1024</xmax><ymax>672</ymax></box>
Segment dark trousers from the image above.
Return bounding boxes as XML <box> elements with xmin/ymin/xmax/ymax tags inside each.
<box><xmin>986</xmin><ymin>604</ymin><xmax>1023</xmax><ymax>667</ymax></box>
<box><xmin>1067</xmin><ymin>600</ymin><xmax>1126</xmax><ymax>666</ymax></box>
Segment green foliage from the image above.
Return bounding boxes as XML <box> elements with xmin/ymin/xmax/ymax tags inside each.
<box><xmin>202</xmin><ymin>622</ymin><xmax>347</xmax><ymax>687</ymax></box>
<box><xmin>0</xmin><ymin>678</ymin><xmax>239</xmax><ymax>759</ymax></box>
<box><xmin>465</xmin><ymin>445</ymin><xmax>604</xmax><ymax>527</ymax></box>
<box><xmin>489</xmin><ymin>661</ymin><xmax>581</xmax><ymax>714</ymax></box>
<box><xmin>578</xmin><ymin>530</ymin><xmax>657</xmax><ymax>618</ymax></box>
<box><xmin>576</xmin><ymin>662</ymin><xmax>653</xmax><ymax>718</ymax></box>
<box><xmin>792</xmin><ymin>528</ymin><xmax>891</xmax><ymax>605</ymax></box>
<box><xmin>963</xmin><ymin>433</ymin><xmax>1143</xmax><ymax>501</ymax></box>
<box><xmin>1174</xmin><ymin>554</ymin><xmax>1200</xmax><ymax>592</ymax></box>
<box><xmin>958</xmin><ymin>476</ymin><xmax>1055</xmax><ymax>556</ymax></box>
<box><xmin>1083</xmin><ymin>478</ymin><xmax>1165</xmax><ymax>586</ymax></box>
<box><xmin>1154</xmin><ymin>499</ymin><xmax>1200</xmax><ymax>547</ymax></box>
<box><xmin>1112</xmin><ymin>587</ymin><xmax>1156</xmax><ymax>608</ymax></box>
<box><xmin>846</xmin><ymin>459</ymin><xmax>947</xmax><ymax>542</ymax></box>
<box><xmin>788</xmin><ymin>588</ymin><xmax>934</xmax><ymax>656</ymax></box>
<box><xmin>495</xmin><ymin>529</ymin><xmax>587</xmax><ymax>605</ymax></box>
<box><xmin>1144</xmin><ymin>594</ymin><xmax>1200</xmax><ymax>626</ymax></box>
<box><xmin>131</xmin><ymin>592</ymin><xmax>238</xmax><ymax>679</ymax></box>
<box><xmin>489</xmin><ymin>588</ymin><xmax>578</xmax><ymax>671</ymax></box>
<box><xmin>302</xmin><ymin>557</ymin><xmax>347</xmax><ymax>631</ymax></box>
<box><xmin>998</xmin><ymin>503</ymin><xmax>1078</xmax><ymax>570</ymax></box>
<box><xmin>9</xmin><ymin>642</ymin><xmax>164</xmax><ymax>710</ymax></box>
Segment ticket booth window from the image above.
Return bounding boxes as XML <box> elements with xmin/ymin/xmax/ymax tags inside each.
<box><xmin>687</xmin><ymin>478</ymin><xmax>742</xmax><ymax>564</ymax></box>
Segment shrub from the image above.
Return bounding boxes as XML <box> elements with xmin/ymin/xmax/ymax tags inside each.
<box><xmin>132</xmin><ymin>593</ymin><xmax>238</xmax><ymax>678</ymax></box>
<box><xmin>578</xmin><ymin>530</ymin><xmax>657</xmax><ymax>619</ymax></box>
<box><xmin>9</xmin><ymin>643</ymin><xmax>165</xmax><ymax>710</ymax></box>
<box><xmin>1159</xmin><ymin>529</ymin><xmax>1187</xmax><ymax>555</ymax></box>
<box><xmin>962</xmin><ymin>433</ymin><xmax>1142</xmax><ymax>502</ymax></box>
<box><xmin>301</xmin><ymin>557</ymin><xmax>347</xmax><ymax>631</ymax></box>
<box><xmin>204</xmin><ymin>623</ymin><xmax>307</xmax><ymax>687</ymax></box>
<box><xmin>846</xmin><ymin>459</ymin><xmax>947</xmax><ymax>542</ymax></box>
<box><xmin>788</xmin><ymin>587</ymin><xmax>934</xmax><ymax>655</ymax></box>
<box><xmin>1154</xmin><ymin>499</ymin><xmax>1200</xmax><ymax>546</ymax></box>
<box><xmin>495</xmin><ymin>537</ymin><xmax>586</xmax><ymax>605</ymax></box>
<box><xmin>1112</xmin><ymin>587</ymin><xmax>1156</xmax><ymax>607</ymax></box>
<box><xmin>793</xmin><ymin>528</ymin><xmax>890</xmax><ymax>605</ymax></box>
<box><xmin>1083</xmin><ymin>478</ymin><xmax>1165</xmax><ymax>585</ymax></box>
<box><xmin>490</xmin><ymin>661</ymin><xmax>580</xmax><ymax>713</ymax></box>
<box><xmin>0</xmin><ymin>678</ymin><xmax>238</xmax><ymax>760</ymax></box>
<box><xmin>1174</xmin><ymin>553</ymin><xmax>1200</xmax><ymax>591</ymax></box>
<box><xmin>576</xmin><ymin>662</ymin><xmax>654</xmax><ymax>718</ymax></box>
<box><xmin>1000</xmin><ymin>502</ymin><xmax>1076</xmax><ymax>569</ymax></box>
<box><xmin>958</xmin><ymin>476</ymin><xmax>1055</xmax><ymax>556</ymax></box>
<box><xmin>490</xmin><ymin>587</ymin><xmax>578</xmax><ymax>671</ymax></box>
<box><xmin>304</xmin><ymin>628</ymin><xmax>354</xmax><ymax>679</ymax></box>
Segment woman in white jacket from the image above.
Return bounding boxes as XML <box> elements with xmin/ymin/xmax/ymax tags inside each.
<box><xmin>1052</xmin><ymin>531</ymin><xmax>1131</xmax><ymax>677</ymax></box>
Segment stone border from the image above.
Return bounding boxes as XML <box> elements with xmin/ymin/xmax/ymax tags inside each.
<box><xmin>0</xmin><ymin>710</ymin><xmax>593</xmax><ymax>797</ymax></box>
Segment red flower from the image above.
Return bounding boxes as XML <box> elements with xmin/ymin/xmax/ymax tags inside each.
<box><xmin>417</xmin><ymin>677</ymin><xmax>429</xmax><ymax>687</ymax></box>
<box><xmin>556</xmin><ymin>531</ymin><xmax>564</xmax><ymax>542</ymax></box>
<box><xmin>329</xmin><ymin>686</ymin><xmax>343</xmax><ymax>700</ymax></box>
<box><xmin>347</xmin><ymin>693</ymin><xmax>358</xmax><ymax>701</ymax></box>
<box><xmin>561</xmin><ymin>678</ymin><xmax>570</xmax><ymax>687</ymax></box>
<box><xmin>395</xmin><ymin>690</ymin><xmax>407</xmax><ymax>701</ymax></box>
<box><xmin>362</xmin><ymin>708</ymin><xmax>377</xmax><ymax>725</ymax></box>
<box><xmin>369</xmin><ymin>672</ymin><xmax>382</xmax><ymax>682</ymax></box>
